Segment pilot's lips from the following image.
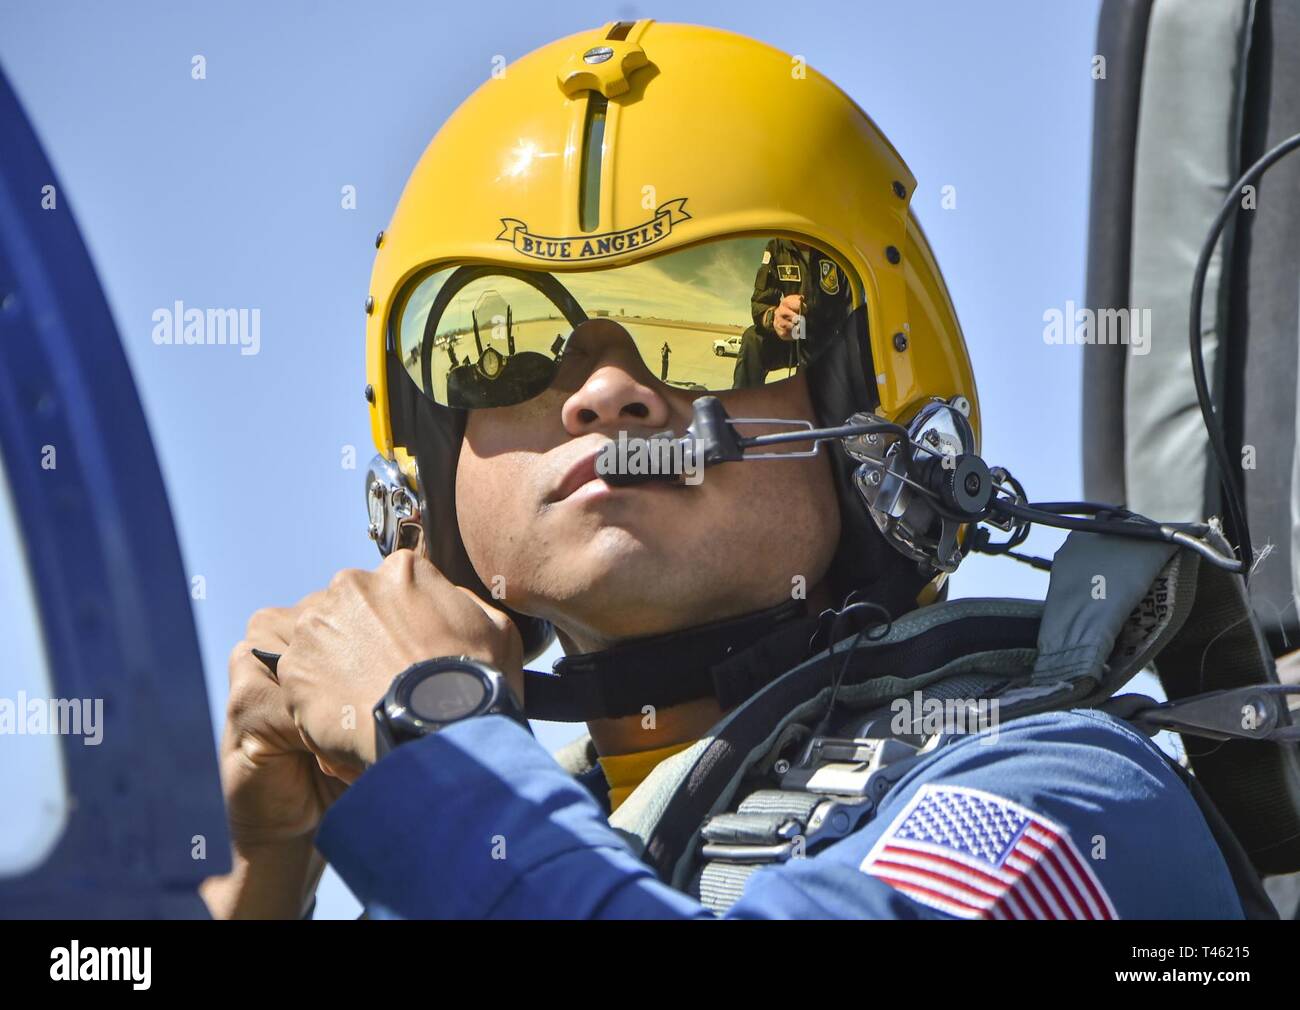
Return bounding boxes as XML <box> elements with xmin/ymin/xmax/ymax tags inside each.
<box><xmin>546</xmin><ymin>445</ymin><xmax>686</xmax><ymax>503</ymax></box>
<box><xmin>548</xmin><ymin>450</ymin><xmax>603</xmax><ymax>504</ymax></box>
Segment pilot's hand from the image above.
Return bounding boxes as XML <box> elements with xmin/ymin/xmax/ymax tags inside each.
<box><xmin>217</xmin><ymin>601</ymin><xmax>347</xmax><ymax>846</ymax></box>
<box><xmin>276</xmin><ymin>549</ymin><xmax>524</xmax><ymax>782</ymax></box>
<box><xmin>201</xmin><ymin>599</ymin><xmax>346</xmax><ymax>918</ymax></box>
<box><xmin>773</xmin><ymin>293</ymin><xmax>803</xmax><ymax>340</ymax></box>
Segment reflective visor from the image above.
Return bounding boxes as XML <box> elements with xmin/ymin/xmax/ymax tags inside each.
<box><xmin>394</xmin><ymin>236</ymin><xmax>859</xmax><ymax>410</ymax></box>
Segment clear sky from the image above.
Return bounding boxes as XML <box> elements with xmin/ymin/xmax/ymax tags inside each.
<box><xmin>0</xmin><ymin>0</ymin><xmax>1103</xmax><ymax>917</ymax></box>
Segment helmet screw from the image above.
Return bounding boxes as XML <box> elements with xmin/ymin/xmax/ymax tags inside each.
<box><xmin>885</xmin><ymin>245</ymin><xmax>901</xmax><ymax>265</ymax></box>
<box><xmin>891</xmin><ymin>180</ymin><xmax>906</xmax><ymax>199</ymax></box>
<box><xmin>865</xmin><ymin>432</ymin><xmax>878</xmax><ymax>445</ymax></box>
<box><xmin>892</xmin><ymin>332</ymin><xmax>908</xmax><ymax>352</ymax></box>
<box><xmin>774</xmin><ymin>759</ymin><xmax>791</xmax><ymax>775</ymax></box>
<box><xmin>364</xmin><ymin>295</ymin><xmax>375</xmax><ymax>315</ymax></box>
<box><xmin>865</xmin><ymin>469</ymin><xmax>882</xmax><ymax>486</ymax></box>
<box><xmin>364</xmin><ymin>383</ymin><xmax>375</xmax><ymax>404</ymax></box>
<box><xmin>964</xmin><ymin>472</ymin><xmax>982</xmax><ymax>496</ymax></box>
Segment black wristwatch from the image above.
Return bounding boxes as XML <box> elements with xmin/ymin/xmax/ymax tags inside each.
<box><xmin>372</xmin><ymin>656</ymin><xmax>529</xmax><ymax>759</ymax></box>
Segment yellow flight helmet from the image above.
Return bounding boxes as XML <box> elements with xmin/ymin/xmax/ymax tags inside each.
<box><xmin>362</xmin><ymin>19</ymin><xmax>979</xmax><ymax>654</ymax></box>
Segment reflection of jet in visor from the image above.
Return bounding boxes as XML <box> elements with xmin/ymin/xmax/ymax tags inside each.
<box><xmin>423</xmin><ymin>261</ymin><xmax>764</xmax><ymax>408</ymax></box>
<box><xmin>445</xmin><ymin>304</ymin><xmax>557</xmax><ymax>408</ymax></box>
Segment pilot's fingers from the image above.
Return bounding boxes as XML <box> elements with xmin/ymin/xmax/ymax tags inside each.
<box><xmin>242</xmin><ymin>588</ymin><xmax>330</xmax><ymax>653</ymax></box>
<box><xmin>224</xmin><ymin>641</ymin><xmax>313</xmax><ymax>757</ymax></box>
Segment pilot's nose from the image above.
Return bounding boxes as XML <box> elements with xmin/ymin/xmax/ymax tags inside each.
<box><xmin>560</xmin><ymin>320</ymin><xmax>673</xmax><ymax>435</ymax></box>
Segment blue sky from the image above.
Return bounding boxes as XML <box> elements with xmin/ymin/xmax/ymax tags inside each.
<box><xmin>0</xmin><ymin>0</ymin><xmax>1102</xmax><ymax>917</ymax></box>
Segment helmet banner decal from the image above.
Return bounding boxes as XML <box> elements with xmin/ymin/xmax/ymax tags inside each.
<box><xmin>496</xmin><ymin>198</ymin><xmax>691</xmax><ymax>262</ymax></box>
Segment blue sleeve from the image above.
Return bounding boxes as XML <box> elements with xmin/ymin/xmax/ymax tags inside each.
<box><xmin>314</xmin><ymin>710</ymin><xmax>1244</xmax><ymax>919</ymax></box>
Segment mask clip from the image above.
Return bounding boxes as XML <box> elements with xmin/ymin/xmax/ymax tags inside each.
<box><xmin>365</xmin><ymin>454</ymin><xmax>425</xmax><ymax>557</ymax></box>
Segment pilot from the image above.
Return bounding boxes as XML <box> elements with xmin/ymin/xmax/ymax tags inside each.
<box><xmin>200</xmin><ymin>22</ymin><xmax>1272</xmax><ymax>922</ymax></box>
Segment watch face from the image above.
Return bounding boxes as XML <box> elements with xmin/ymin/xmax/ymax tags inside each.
<box><xmin>407</xmin><ymin>668</ymin><xmax>488</xmax><ymax>723</ymax></box>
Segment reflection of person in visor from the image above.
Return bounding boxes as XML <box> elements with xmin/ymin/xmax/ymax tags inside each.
<box><xmin>733</xmin><ymin>238</ymin><xmax>852</xmax><ymax>389</ymax></box>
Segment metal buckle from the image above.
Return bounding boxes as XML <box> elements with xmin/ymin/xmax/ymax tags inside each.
<box><xmin>779</xmin><ymin>734</ymin><xmax>926</xmax><ymax>797</ymax></box>
<box><xmin>699</xmin><ymin>798</ymin><xmax>875</xmax><ymax>864</ymax></box>
<box><xmin>698</xmin><ymin>734</ymin><xmax>935</xmax><ymax>865</ymax></box>
<box><xmin>1118</xmin><ymin>685</ymin><xmax>1300</xmax><ymax>743</ymax></box>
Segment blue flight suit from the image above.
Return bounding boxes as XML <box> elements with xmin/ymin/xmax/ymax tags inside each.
<box><xmin>314</xmin><ymin>708</ymin><xmax>1244</xmax><ymax>919</ymax></box>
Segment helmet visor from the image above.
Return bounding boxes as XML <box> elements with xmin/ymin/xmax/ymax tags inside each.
<box><xmin>393</xmin><ymin>236</ymin><xmax>858</xmax><ymax>409</ymax></box>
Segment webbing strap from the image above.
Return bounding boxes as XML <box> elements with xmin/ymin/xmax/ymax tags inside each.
<box><xmin>642</xmin><ymin>610</ymin><xmax>1042</xmax><ymax>885</ymax></box>
<box><xmin>695</xmin><ymin>861</ymin><xmax>762</xmax><ymax>912</ymax></box>
<box><xmin>692</xmin><ymin>790</ymin><xmax>856</xmax><ymax>913</ymax></box>
<box><xmin>699</xmin><ymin>790</ymin><xmax>828</xmax><ymax>845</ymax></box>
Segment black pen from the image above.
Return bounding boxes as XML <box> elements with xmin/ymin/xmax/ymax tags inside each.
<box><xmin>251</xmin><ymin>648</ymin><xmax>281</xmax><ymax>681</ymax></box>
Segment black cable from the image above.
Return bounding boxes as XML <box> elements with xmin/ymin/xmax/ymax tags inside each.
<box><xmin>1188</xmin><ymin>131</ymin><xmax>1300</xmax><ymax>580</ymax></box>
<box><xmin>992</xmin><ymin>499</ymin><xmax>1172</xmax><ymax>541</ymax></box>
<box><xmin>1004</xmin><ymin>550</ymin><xmax>1053</xmax><ymax>572</ymax></box>
<box><xmin>1029</xmin><ymin>501</ymin><xmax>1153</xmax><ymax>523</ymax></box>
<box><xmin>809</xmin><ymin>599</ymin><xmax>892</xmax><ymax>739</ymax></box>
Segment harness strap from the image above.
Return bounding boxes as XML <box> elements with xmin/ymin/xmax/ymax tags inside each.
<box><xmin>690</xmin><ymin>734</ymin><xmax>929</xmax><ymax>911</ymax></box>
<box><xmin>641</xmin><ymin>612</ymin><xmax>1040</xmax><ymax>883</ymax></box>
<box><xmin>611</xmin><ymin>531</ymin><xmax>1294</xmax><ymax>912</ymax></box>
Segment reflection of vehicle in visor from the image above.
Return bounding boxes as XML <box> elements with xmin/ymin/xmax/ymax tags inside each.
<box><xmin>394</xmin><ymin>236</ymin><xmax>858</xmax><ymax>409</ymax></box>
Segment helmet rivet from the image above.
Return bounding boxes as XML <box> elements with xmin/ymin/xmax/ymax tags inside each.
<box><xmin>885</xmin><ymin>246</ymin><xmax>901</xmax><ymax>265</ymax></box>
<box><xmin>374</xmin><ymin>230</ymin><xmax>384</xmax><ymax>249</ymax></box>
<box><xmin>364</xmin><ymin>383</ymin><xmax>375</xmax><ymax>404</ymax></box>
<box><xmin>892</xmin><ymin>332</ymin><xmax>908</xmax><ymax>352</ymax></box>
<box><xmin>364</xmin><ymin>295</ymin><xmax>375</xmax><ymax>315</ymax></box>
<box><xmin>891</xmin><ymin>180</ymin><xmax>906</xmax><ymax>199</ymax></box>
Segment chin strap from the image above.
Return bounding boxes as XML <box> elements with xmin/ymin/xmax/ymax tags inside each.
<box><xmin>522</xmin><ymin>598</ymin><xmax>824</xmax><ymax>722</ymax></box>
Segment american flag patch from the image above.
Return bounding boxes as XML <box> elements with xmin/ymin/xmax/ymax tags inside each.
<box><xmin>859</xmin><ymin>784</ymin><xmax>1118</xmax><ymax>920</ymax></box>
